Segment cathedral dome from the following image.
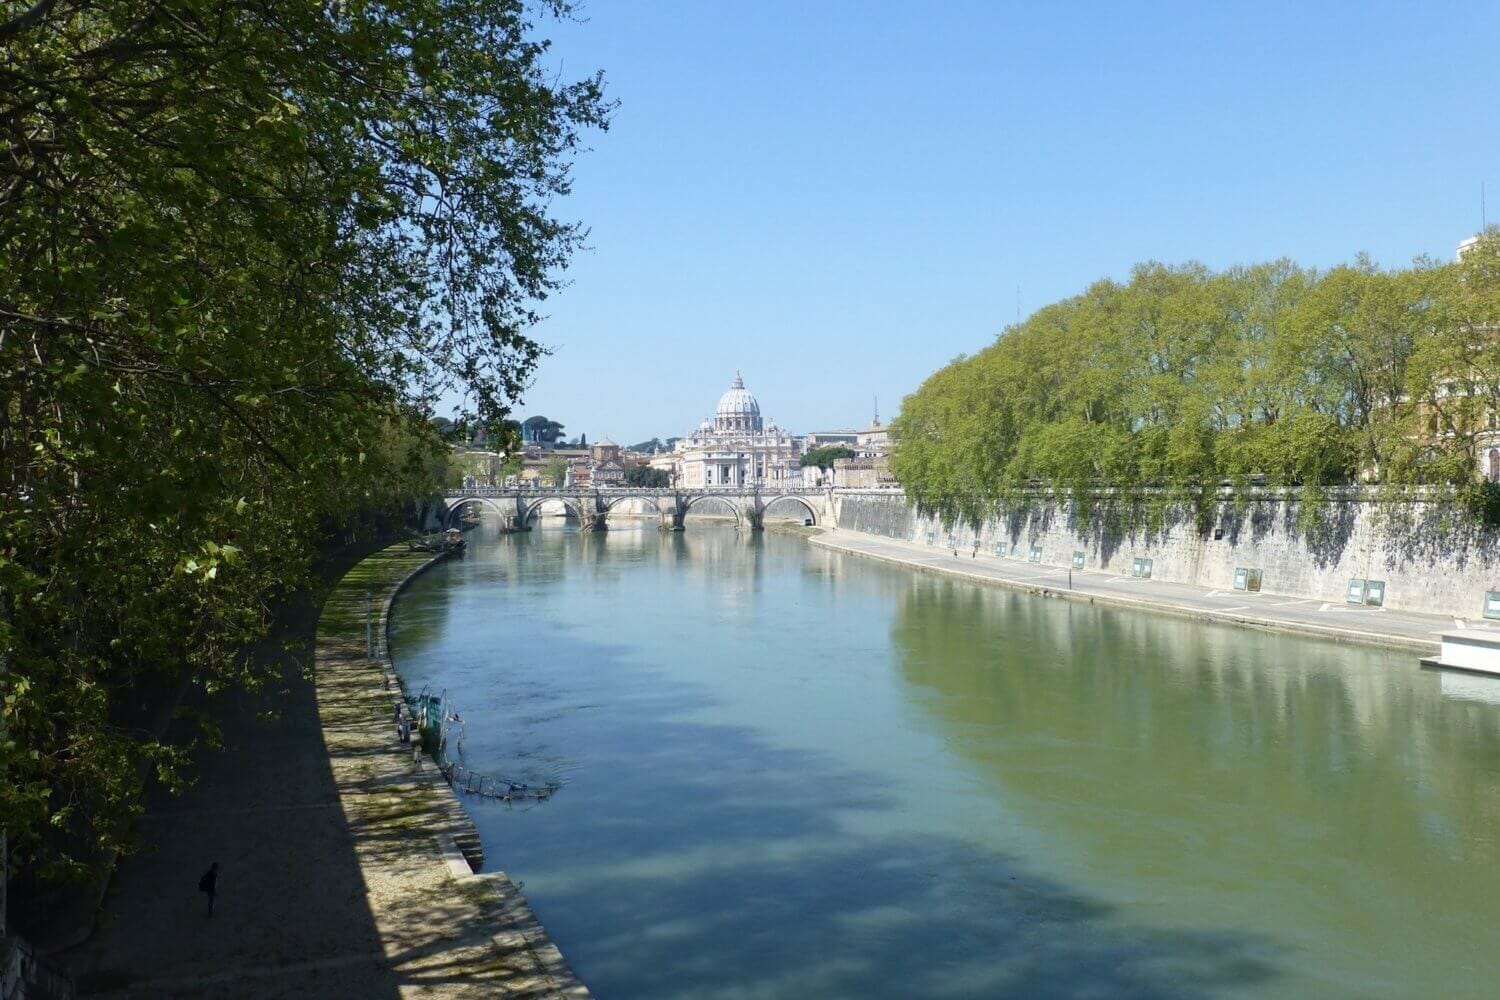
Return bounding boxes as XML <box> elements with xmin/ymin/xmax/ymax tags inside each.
<box><xmin>714</xmin><ymin>372</ymin><xmax>763</xmax><ymax>433</ymax></box>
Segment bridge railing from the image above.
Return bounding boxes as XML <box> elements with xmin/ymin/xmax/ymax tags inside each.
<box><xmin>447</xmin><ymin>485</ymin><xmax>829</xmax><ymax>497</ymax></box>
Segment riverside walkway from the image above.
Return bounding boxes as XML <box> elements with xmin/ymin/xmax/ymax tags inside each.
<box><xmin>813</xmin><ymin>531</ymin><xmax>1469</xmax><ymax>654</ymax></box>
<box><xmin>65</xmin><ymin>545</ymin><xmax>586</xmax><ymax>998</ymax></box>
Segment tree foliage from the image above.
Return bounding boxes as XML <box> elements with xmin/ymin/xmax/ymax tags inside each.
<box><xmin>522</xmin><ymin>415</ymin><xmax>566</xmax><ymax>443</ymax></box>
<box><xmin>800</xmin><ymin>445</ymin><xmax>857</xmax><ymax>470</ymax></box>
<box><xmin>891</xmin><ymin>241</ymin><xmax>1500</xmax><ymax>528</ymax></box>
<box><xmin>0</xmin><ymin>0</ymin><xmax>609</xmax><ymax>881</ymax></box>
<box><xmin>625</xmin><ymin>465</ymin><xmax>670</xmax><ymax>487</ymax></box>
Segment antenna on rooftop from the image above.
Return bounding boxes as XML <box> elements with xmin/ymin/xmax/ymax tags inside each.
<box><xmin>1484</xmin><ymin>182</ymin><xmax>1489</xmax><ymax>233</ymax></box>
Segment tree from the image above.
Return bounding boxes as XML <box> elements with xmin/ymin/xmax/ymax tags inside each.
<box><xmin>628</xmin><ymin>438</ymin><xmax>666</xmax><ymax>454</ymax></box>
<box><xmin>544</xmin><ymin>456</ymin><xmax>570</xmax><ymax>487</ymax></box>
<box><xmin>800</xmin><ymin>446</ymin><xmax>857</xmax><ymax>470</ymax></box>
<box><xmin>626</xmin><ymin>466</ymin><xmax>671</xmax><ymax>487</ymax></box>
<box><xmin>522</xmin><ymin>416</ymin><xmax>567</xmax><ymax>444</ymax></box>
<box><xmin>485</xmin><ymin>418</ymin><xmax>523</xmax><ymax>454</ymax></box>
<box><xmin>0</xmin><ymin>0</ymin><xmax>610</xmax><ymax>887</ymax></box>
<box><xmin>888</xmin><ymin>247</ymin><xmax>1492</xmax><ymax>530</ymax></box>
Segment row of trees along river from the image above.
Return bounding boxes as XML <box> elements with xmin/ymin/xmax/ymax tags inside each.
<box><xmin>891</xmin><ymin>237</ymin><xmax>1500</xmax><ymax>530</ymax></box>
<box><xmin>0</xmin><ymin>0</ymin><xmax>610</xmax><ymax>920</ymax></box>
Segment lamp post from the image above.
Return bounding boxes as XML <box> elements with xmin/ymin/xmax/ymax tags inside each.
<box><xmin>364</xmin><ymin>591</ymin><xmax>373</xmax><ymax>659</ymax></box>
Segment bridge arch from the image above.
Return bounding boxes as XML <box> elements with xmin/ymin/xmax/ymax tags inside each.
<box><xmin>522</xmin><ymin>495</ymin><xmax>585</xmax><ymax>525</ymax></box>
<box><xmin>445</xmin><ymin>496</ymin><xmax>509</xmax><ymax>529</ymax></box>
<box><xmin>683</xmin><ymin>493</ymin><xmax>743</xmax><ymax>525</ymax></box>
<box><xmin>761</xmin><ymin>494</ymin><xmax>819</xmax><ymax>525</ymax></box>
<box><xmin>603</xmin><ymin>494</ymin><xmax>665</xmax><ymax>517</ymax></box>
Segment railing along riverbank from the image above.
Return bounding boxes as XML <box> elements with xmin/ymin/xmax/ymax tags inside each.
<box><xmin>396</xmin><ymin>685</ymin><xmax>562</xmax><ymax>805</ymax></box>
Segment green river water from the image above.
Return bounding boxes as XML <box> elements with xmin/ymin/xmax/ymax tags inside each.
<box><xmin>387</xmin><ymin>519</ymin><xmax>1500</xmax><ymax>999</ymax></box>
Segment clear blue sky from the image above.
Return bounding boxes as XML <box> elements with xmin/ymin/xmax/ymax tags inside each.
<box><xmin>479</xmin><ymin>0</ymin><xmax>1500</xmax><ymax>445</ymax></box>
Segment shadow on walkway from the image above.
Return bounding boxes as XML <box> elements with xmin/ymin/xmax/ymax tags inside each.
<box><xmin>64</xmin><ymin>545</ymin><xmax>401</xmax><ymax>999</ymax></box>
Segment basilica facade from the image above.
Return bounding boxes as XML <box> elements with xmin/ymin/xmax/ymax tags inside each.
<box><xmin>655</xmin><ymin>373</ymin><xmax>806</xmax><ymax>487</ymax></box>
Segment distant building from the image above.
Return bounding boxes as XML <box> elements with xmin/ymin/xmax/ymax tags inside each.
<box><xmin>453</xmin><ymin>448</ymin><xmax>503</xmax><ymax>487</ymax></box>
<box><xmin>590</xmin><ymin>437</ymin><xmax>620</xmax><ymax>463</ymax></box>
<box><xmin>856</xmin><ymin>421</ymin><xmax>890</xmax><ymax>457</ymax></box>
<box><xmin>586</xmin><ymin>438</ymin><xmax>627</xmax><ymax>485</ymax></box>
<box><xmin>660</xmin><ymin>373</ymin><xmax>805</xmax><ymax>487</ymax></box>
<box><xmin>833</xmin><ymin>454</ymin><xmax>897</xmax><ymax>488</ymax></box>
<box><xmin>807</xmin><ymin>429</ymin><xmax>859</xmax><ymax>448</ymax></box>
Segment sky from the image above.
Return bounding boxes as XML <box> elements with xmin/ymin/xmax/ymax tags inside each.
<box><xmin>470</xmin><ymin>0</ymin><xmax>1500</xmax><ymax>445</ymax></box>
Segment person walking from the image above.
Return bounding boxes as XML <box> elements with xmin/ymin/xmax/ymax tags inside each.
<box><xmin>198</xmin><ymin>862</ymin><xmax>219</xmax><ymax>917</ymax></box>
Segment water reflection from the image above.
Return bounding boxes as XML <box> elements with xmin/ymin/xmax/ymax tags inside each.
<box><xmin>387</xmin><ymin>523</ymin><xmax>1500</xmax><ymax>999</ymax></box>
<box><xmin>890</xmin><ymin>575</ymin><xmax>1500</xmax><ymax>997</ymax></box>
<box><xmin>1439</xmin><ymin>668</ymin><xmax>1500</xmax><ymax>706</ymax></box>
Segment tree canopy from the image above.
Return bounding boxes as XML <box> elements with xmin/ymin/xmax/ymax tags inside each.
<box><xmin>625</xmin><ymin>466</ymin><xmax>671</xmax><ymax>487</ymax></box>
<box><xmin>801</xmin><ymin>445</ymin><xmax>858</xmax><ymax>470</ymax></box>
<box><xmin>1</xmin><ymin>0</ymin><xmax>609</xmax><ymax>883</ymax></box>
<box><xmin>891</xmin><ymin>240</ymin><xmax>1500</xmax><ymax>529</ymax></box>
<box><xmin>523</xmin><ymin>415</ymin><xmax>567</xmax><ymax>443</ymax></box>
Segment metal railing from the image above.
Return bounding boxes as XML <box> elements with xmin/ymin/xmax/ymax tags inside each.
<box><xmin>447</xmin><ymin>484</ymin><xmax>831</xmax><ymax>497</ymax></box>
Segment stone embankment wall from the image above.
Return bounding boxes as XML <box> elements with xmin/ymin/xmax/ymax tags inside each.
<box><xmin>833</xmin><ymin>489</ymin><xmax>1500</xmax><ymax>618</ymax></box>
<box><xmin>2</xmin><ymin>938</ymin><xmax>73</xmax><ymax>1000</ymax></box>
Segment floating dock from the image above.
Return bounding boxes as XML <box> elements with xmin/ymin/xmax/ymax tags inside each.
<box><xmin>1420</xmin><ymin>632</ymin><xmax>1500</xmax><ymax>676</ymax></box>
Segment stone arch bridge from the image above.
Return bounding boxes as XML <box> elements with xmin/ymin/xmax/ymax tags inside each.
<box><xmin>443</xmin><ymin>486</ymin><xmax>836</xmax><ymax>532</ymax></box>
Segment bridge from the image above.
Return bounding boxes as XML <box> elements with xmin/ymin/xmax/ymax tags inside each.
<box><xmin>442</xmin><ymin>485</ymin><xmax>835</xmax><ymax>532</ymax></box>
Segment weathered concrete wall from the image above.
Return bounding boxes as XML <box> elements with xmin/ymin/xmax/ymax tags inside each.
<box><xmin>834</xmin><ymin>490</ymin><xmax>1500</xmax><ymax>618</ymax></box>
<box><xmin>2</xmin><ymin>937</ymin><xmax>74</xmax><ymax>1000</ymax></box>
<box><xmin>834</xmin><ymin>490</ymin><xmax>916</xmax><ymax>538</ymax></box>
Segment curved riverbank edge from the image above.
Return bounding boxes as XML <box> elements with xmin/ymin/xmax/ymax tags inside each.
<box><xmin>316</xmin><ymin>543</ymin><xmax>590</xmax><ymax>998</ymax></box>
<box><xmin>811</xmin><ymin>531</ymin><xmax>1444</xmax><ymax>655</ymax></box>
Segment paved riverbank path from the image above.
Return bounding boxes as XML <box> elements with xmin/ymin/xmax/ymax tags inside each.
<box><xmin>814</xmin><ymin>531</ymin><xmax>1465</xmax><ymax>654</ymax></box>
<box><xmin>65</xmin><ymin>544</ymin><xmax>587</xmax><ymax>998</ymax></box>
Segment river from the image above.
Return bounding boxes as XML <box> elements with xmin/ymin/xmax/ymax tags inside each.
<box><xmin>387</xmin><ymin>519</ymin><xmax>1500</xmax><ymax>999</ymax></box>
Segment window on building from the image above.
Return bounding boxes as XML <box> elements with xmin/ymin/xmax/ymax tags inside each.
<box><xmin>1490</xmin><ymin>449</ymin><xmax>1500</xmax><ymax>484</ymax></box>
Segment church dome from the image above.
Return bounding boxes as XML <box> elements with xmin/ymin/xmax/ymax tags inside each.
<box><xmin>714</xmin><ymin>372</ymin><xmax>763</xmax><ymax>433</ymax></box>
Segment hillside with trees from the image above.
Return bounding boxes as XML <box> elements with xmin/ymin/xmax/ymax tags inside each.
<box><xmin>891</xmin><ymin>238</ymin><xmax>1500</xmax><ymax>529</ymax></box>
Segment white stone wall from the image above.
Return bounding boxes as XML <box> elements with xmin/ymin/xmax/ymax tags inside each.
<box><xmin>835</xmin><ymin>490</ymin><xmax>1500</xmax><ymax>618</ymax></box>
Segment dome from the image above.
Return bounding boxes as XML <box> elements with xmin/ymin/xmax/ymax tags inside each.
<box><xmin>714</xmin><ymin>371</ymin><xmax>763</xmax><ymax>433</ymax></box>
